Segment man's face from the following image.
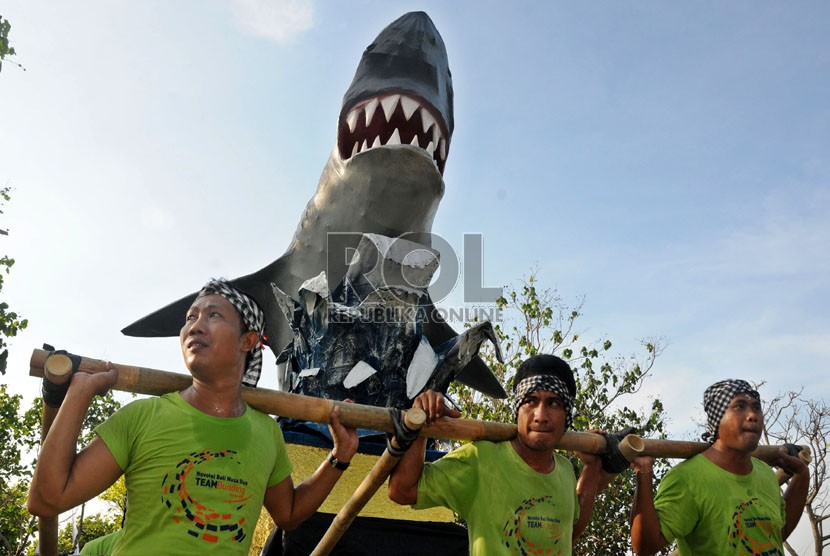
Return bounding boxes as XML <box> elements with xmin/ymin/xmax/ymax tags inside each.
<box><xmin>515</xmin><ymin>390</ymin><xmax>567</xmax><ymax>453</ymax></box>
<box><xmin>180</xmin><ymin>294</ymin><xmax>252</xmax><ymax>376</ymax></box>
<box><xmin>716</xmin><ymin>393</ymin><xmax>764</xmax><ymax>453</ymax></box>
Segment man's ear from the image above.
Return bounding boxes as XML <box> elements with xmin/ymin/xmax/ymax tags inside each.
<box><xmin>241</xmin><ymin>330</ymin><xmax>259</xmax><ymax>352</ymax></box>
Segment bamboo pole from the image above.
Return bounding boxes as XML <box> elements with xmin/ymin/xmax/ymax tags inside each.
<box><xmin>311</xmin><ymin>408</ymin><xmax>427</xmax><ymax>556</ymax></box>
<box><xmin>631</xmin><ymin>435</ymin><xmax>811</xmax><ymax>468</ymax></box>
<box><xmin>36</xmin><ymin>354</ymin><xmax>74</xmax><ymax>556</ymax></box>
<box><xmin>30</xmin><ymin>348</ymin><xmax>810</xmax><ymax>464</ymax></box>
<box><xmin>30</xmin><ymin>348</ymin><xmax>514</xmax><ymax>442</ymax></box>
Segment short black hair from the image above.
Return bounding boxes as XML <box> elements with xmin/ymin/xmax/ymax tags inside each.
<box><xmin>513</xmin><ymin>354</ymin><xmax>576</xmax><ymax>398</ymax></box>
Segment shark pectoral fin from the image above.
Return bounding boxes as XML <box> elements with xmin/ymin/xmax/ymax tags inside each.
<box><xmin>122</xmin><ymin>256</ymin><xmax>296</xmax><ymax>359</ymax></box>
<box><xmin>454</xmin><ymin>357</ymin><xmax>507</xmax><ymax>399</ymax></box>
<box><xmin>477</xmin><ymin>320</ymin><xmax>504</xmax><ymax>364</ymax></box>
<box><xmin>121</xmin><ymin>294</ymin><xmax>197</xmax><ymax>337</ymax></box>
<box><xmin>423</xmin><ymin>303</ymin><xmax>507</xmax><ymax>399</ymax></box>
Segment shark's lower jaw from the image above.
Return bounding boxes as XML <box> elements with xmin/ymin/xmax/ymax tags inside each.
<box><xmin>327</xmin><ymin>146</ymin><xmax>445</xmax><ymax>209</ymax></box>
<box><xmin>338</xmin><ymin>93</ymin><xmax>449</xmax><ymax>174</ymax></box>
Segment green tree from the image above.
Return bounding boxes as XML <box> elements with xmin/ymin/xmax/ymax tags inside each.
<box><xmin>0</xmin><ymin>15</ymin><xmax>23</xmax><ymax>74</ymax></box>
<box><xmin>0</xmin><ymin>382</ymin><xmax>125</xmax><ymax>555</ymax></box>
<box><xmin>98</xmin><ymin>478</ymin><xmax>127</xmax><ymax>527</ymax></box>
<box><xmin>57</xmin><ymin>513</ymin><xmax>118</xmax><ymax>555</ymax></box>
<box><xmin>0</xmin><ymin>385</ymin><xmax>41</xmax><ymax>556</ymax></box>
<box><xmin>449</xmin><ymin>271</ymin><xmax>672</xmax><ymax>556</ymax></box>
<box><xmin>1</xmin><ymin>187</ymin><xmax>29</xmax><ymax>375</ymax></box>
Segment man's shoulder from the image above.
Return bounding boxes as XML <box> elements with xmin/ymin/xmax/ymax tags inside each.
<box><xmin>668</xmin><ymin>453</ymin><xmax>708</xmax><ymax>474</ymax></box>
<box><xmin>246</xmin><ymin>407</ymin><xmax>280</xmax><ymax>429</ymax></box>
<box><xmin>441</xmin><ymin>440</ymin><xmax>497</xmax><ymax>462</ymax></box>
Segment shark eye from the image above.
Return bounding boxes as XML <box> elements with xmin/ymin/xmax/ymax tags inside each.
<box><xmin>365</xmin><ymin>43</ymin><xmax>376</xmax><ymax>52</ymax></box>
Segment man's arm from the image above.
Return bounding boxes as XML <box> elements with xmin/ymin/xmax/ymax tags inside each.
<box><xmin>28</xmin><ymin>365</ymin><xmax>123</xmax><ymax>517</ymax></box>
<box><xmin>387</xmin><ymin>435</ymin><xmax>427</xmax><ymax>505</ymax></box>
<box><xmin>572</xmin><ymin>450</ymin><xmax>614</xmax><ymax>540</ymax></box>
<box><xmin>629</xmin><ymin>456</ymin><xmax>668</xmax><ymax>556</ymax></box>
<box><xmin>388</xmin><ymin>390</ymin><xmax>460</xmax><ymax>506</ymax></box>
<box><xmin>773</xmin><ymin>448</ymin><xmax>810</xmax><ymax>539</ymax></box>
<box><xmin>264</xmin><ymin>405</ymin><xmax>358</xmax><ymax>530</ymax></box>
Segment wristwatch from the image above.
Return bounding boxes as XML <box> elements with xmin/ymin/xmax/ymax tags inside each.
<box><xmin>328</xmin><ymin>451</ymin><xmax>350</xmax><ymax>471</ymax></box>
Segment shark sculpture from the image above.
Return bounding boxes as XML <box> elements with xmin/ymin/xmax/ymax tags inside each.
<box><xmin>122</xmin><ymin>11</ymin><xmax>506</xmax><ymax>400</ymax></box>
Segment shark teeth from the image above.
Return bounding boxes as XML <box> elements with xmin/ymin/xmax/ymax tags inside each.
<box><xmin>339</xmin><ymin>93</ymin><xmax>449</xmax><ymax>174</ymax></box>
<box><xmin>388</xmin><ymin>128</ymin><xmax>402</xmax><ymax>146</ymax></box>
<box><xmin>400</xmin><ymin>96</ymin><xmax>419</xmax><ymax>120</ymax></box>
<box><xmin>346</xmin><ymin>110</ymin><xmax>360</xmax><ymax>133</ymax></box>
<box><xmin>381</xmin><ymin>94</ymin><xmax>400</xmax><ymax>121</ymax></box>
<box><xmin>363</xmin><ymin>98</ymin><xmax>379</xmax><ymax>127</ymax></box>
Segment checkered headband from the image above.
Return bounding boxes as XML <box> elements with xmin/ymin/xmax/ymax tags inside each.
<box><xmin>196</xmin><ymin>279</ymin><xmax>265</xmax><ymax>388</ymax></box>
<box><xmin>701</xmin><ymin>379</ymin><xmax>760</xmax><ymax>442</ymax></box>
<box><xmin>512</xmin><ymin>374</ymin><xmax>574</xmax><ymax>430</ymax></box>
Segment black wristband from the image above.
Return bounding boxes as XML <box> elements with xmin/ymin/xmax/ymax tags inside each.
<box><xmin>327</xmin><ymin>451</ymin><xmax>350</xmax><ymax>471</ymax></box>
<box><xmin>782</xmin><ymin>443</ymin><xmax>803</xmax><ymax>458</ymax></box>
<box><xmin>41</xmin><ymin>348</ymin><xmax>82</xmax><ymax>408</ymax></box>
<box><xmin>600</xmin><ymin>426</ymin><xmax>638</xmax><ymax>474</ymax></box>
<box><xmin>387</xmin><ymin>407</ymin><xmax>420</xmax><ymax>457</ymax></box>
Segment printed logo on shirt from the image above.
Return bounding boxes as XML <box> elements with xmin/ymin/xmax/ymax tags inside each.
<box><xmin>727</xmin><ymin>497</ymin><xmax>783</xmax><ymax>556</ymax></box>
<box><xmin>502</xmin><ymin>495</ymin><xmax>566</xmax><ymax>555</ymax></box>
<box><xmin>161</xmin><ymin>448</ymin><xmax>252</xmax><ymax>545</ymax></box>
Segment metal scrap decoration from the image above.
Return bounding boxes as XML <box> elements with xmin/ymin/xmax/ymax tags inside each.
<box><xmin>274</xmin><ymin>234</ymin><xmax>503</xmax><ymax>409</ymax></box>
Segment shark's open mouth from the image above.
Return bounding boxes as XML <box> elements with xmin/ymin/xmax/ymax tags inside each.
<box><xmin>338</xmin><ymin>93</ymin><xmax>449</xmax><ymax>174</ymax></box>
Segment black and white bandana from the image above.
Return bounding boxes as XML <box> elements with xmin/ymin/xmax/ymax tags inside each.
<box><xmin>196</xmin><ymin>279</ymin><xmax>265</xmax><ymax>388</ymax></box>
<box><xmin>702</xmin><ymin>379</ymin><xmax>760</xmax><ymax>442</ymax></box>
<box><xmin>512</xmin><ymin>374</ymin><xmax>574</xmax><ymax>430</ymax></box>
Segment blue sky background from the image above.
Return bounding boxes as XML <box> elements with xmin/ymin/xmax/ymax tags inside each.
<box><xmin>2</xmin><ymin>2</ymin><xmax>828</xmax><ymax>550</ymax></box>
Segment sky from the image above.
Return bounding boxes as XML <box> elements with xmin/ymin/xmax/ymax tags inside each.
<box><xmin>1</xmin><ymin>1</ymin><xmax>828</xmax><ymax>550</ymax></box>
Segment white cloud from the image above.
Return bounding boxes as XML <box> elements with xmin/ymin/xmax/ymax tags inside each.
<box><xmin>231</xmin><ymin>0</ymin><xmax>314</xmax><ymax>43</ymax></box>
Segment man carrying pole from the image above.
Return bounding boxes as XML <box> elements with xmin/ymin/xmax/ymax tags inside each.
<box><xmin>388</xmin><ymin>354</ymin><xmax>615</xmax><ymax>555</ymax></box>
<box><xmin>630</xmin><ymin>379</ymin><xmax>810</xmax><ymax>556</ymax></box>
<box><xmin>28</xmin><ymin>278</ymin><xmax>358</xmax><ymax>555</ymax></box>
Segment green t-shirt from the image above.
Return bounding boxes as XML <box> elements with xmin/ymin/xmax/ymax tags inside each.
<box><xmin>80</xmin><ymin>529</ymin><xmax>124</xmax><ymax>555</ymax></box>
<box><xmin>416</xmin><ymin>440</ymin><xmax>579</xmax><ymax>556</ymax></box>
<box><xmin>654</xmin><ymin>454</ymin><xmax>786</xmax><ymax>556</ymax></box>
<box><xmin>96</xmin><ymin>392</ymin><xmax>292</xmax><ymax>556</ymax></box>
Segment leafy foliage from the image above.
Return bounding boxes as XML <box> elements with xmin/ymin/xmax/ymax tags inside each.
<box><xmin>57</xmin><ymin>512</ymin><xmax>119</xmax><ymax>555</ymax></box>
<box><xmin>448</xmin><ymin>271</ymin><xmax>672</xmax><ymax>556</ymax></box>
<box><xmin>0</xmin><ymin>15</ymin><xmax>24</xmax><ymax>74</ymax></box>
<box><xmin>0</xmin><ymin>386</ymin><xmax>40</xmax><ymax>556</ymax></box>
<box><xmin>1</xmin><ymin>481</ymin><xmax>34</xmax><ymax>556</ymax></box>
<box><xmin>1</xmin><ymin>188</ymin><xmax>29</xmax><ymax>375</ymax></box>
<box><xmin>97</xmin><ymin>477</ymin><xmax>128</xmax><ymax>526</ymax></box>
<box><xmin>0</xmin><ymin>382</ymin><xmax>125</xmax><ymax>555</ymax></box>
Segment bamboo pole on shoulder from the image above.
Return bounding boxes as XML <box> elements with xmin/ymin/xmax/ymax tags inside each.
<box><xmin>630</xmin><ymin>435</ymin><xmax>811</xmax><ymax>471</ymax></box>
<box><xmin>31</xmin><ymin>349</ymin><xmax>813</xmax><ymax>464</ymax></box>
<box><xmin>30</xmin><ymin>349</ymin><xmax>812</xmax><ymax>466</ymax></box>
<box><xmin>29</xmin><ymin>348</ymin><xmax>513</xmax><ymax>442</ymax></box>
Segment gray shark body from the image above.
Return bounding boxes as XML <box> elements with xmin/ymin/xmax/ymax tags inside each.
<box><xmin>122</xmin><ymin>11</ymin><xmax>505</xmax><ymax>399</ymax></box>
